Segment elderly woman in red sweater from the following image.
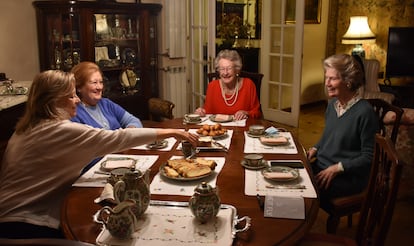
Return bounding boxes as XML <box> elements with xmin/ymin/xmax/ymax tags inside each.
<box><xmin>195</xmin><ymin>49</ymin><xmax>261</xmax><ymax>120</ymax></box>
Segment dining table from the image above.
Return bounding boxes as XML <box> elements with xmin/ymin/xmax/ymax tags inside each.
<box><xmin>61</xmin><ymin>117</ymin><xmax>319</xmax><ymax>246</ymax></box>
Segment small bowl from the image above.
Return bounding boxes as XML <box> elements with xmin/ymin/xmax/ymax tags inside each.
<box><xmin>185</xmin><ymin>114</ymin><xmax>201</xmax><ymax>122</ymax></box>
<box><xmin>248</xmin><ymin>125</ymin><xmax>265</xmax><ymax>136</ymax></box>
<box><xmin>244</xmin><ymin>154</ymin><xmax>264</xmax><ymax>167</ymax></box>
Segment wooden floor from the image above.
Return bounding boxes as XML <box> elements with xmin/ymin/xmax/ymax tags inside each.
<box><xmin>278</xmin><ymin>101</ymin><xmax>414</xmax><ymax>245</ymax></box>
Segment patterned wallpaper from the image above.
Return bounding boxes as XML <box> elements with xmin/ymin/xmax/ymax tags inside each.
<box><xmin>333</xmin><ymin>0</ymin><xmax>414</xmax><ymax>73</ymax></box>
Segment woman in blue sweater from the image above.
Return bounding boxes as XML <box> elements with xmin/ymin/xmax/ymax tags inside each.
<box><xmin>71</xmin><ymin>62</ymin><xmax>143</xmax><ymax>172</ymax></box>
<box><xmin>307</xmin><ymin>54</ymin><xmax>378</xmax><ymax>205</ymax></box>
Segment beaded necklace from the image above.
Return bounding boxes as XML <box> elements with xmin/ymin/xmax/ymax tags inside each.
<box><xmin>220</xmin><ymin>78</ymin><xmax>240</xmax><ymax>107</ymax></box>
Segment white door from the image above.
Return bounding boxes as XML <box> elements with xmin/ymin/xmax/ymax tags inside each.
<box><xmin>261</xmin><ymin>0</ymin><xmax>304</xmax><ymax>127</ymax></box>
<box><xmin>188</xmin><ymin>0</ymin><xmax>216</xmax><ymax>112</ymax></box>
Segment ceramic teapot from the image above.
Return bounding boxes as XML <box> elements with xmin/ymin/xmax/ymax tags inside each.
<box><xmin>189</xmin><ymin>182</ymin><xmax>221</xmax><ymax>223</ymax></box>
<box><xmin>113</xmin><ymin>168</ymin><xmax>150</xmax><ymax>219</ymax></box>
<box><xmin>94</xmin><ymin>199</ymin><xmax>138</xmax><ymax>239</ymax></box>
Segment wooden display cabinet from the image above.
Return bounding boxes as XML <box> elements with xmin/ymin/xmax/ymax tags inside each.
<box><xmin>33</xmin><ymin>1</ymin><xmax>162</xmax><ymax>119</ymax></box>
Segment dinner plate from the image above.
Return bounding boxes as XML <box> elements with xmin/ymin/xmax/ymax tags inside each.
<box><xmin>259</xmin><ymin>136</ymin><xmax>290</xmax><ymax>146</ymax></box>
<box><xmin>146</xmin><ymin>140</ymin><xmax>168</xmax><ymax>149</ymax></box>
<box><xmin>245</xmin><ymin>131</ymin><xmax>265</xmax><ymax>138</ymax></box>
<box><xmin>100</xmin><ymin>157</ymin><xmax>137</xmax><ymax>171</ymax></box>
<box><xmin>241</xmin><ymin>159</ymin><xmax>268</xmax><ymax>170</ymax></box>
<box><xmin>261</xmin><ymin>166</ymin><xmax>299</xmax><ymax>182</ymax></box>
<box><xmin>209</xmin><ymin>114</ymin><xmax>233</xmax><ymax>123</ymax></box>
<box><xmin>159</xmin><ymin>162</ymin><xmax>213</xmax><ymax>181</ymax></box>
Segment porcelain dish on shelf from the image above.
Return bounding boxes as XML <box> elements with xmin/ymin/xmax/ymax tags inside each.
<box><xmin>261</xmin><ymin>166</ymin><xmax>299</xmax><ymax>182</ymax></box>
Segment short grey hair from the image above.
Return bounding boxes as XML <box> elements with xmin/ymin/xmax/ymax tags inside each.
<box><xmin>214</xmin><ymin>49</ymin><xmax>243</xmax><ymax>72</ymax></box>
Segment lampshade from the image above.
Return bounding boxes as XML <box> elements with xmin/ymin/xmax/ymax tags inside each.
<box><xmin>342</xmin><ymin>16</ymin><xmax>376</xmax><ymax>44</ymax></box>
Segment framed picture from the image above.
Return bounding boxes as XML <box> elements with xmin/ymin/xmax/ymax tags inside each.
<box><xmin>286</xmin><ymin>0</ymin><xmax>321</xmax><ymax>24</ymax></box>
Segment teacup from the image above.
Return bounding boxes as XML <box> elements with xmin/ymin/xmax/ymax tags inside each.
<box><xmin>182</xmin><ymin>140</ymin><xmax>196</xmax><ymax>158</ymax></box>
<box><xmin>185</xmin><ymin>114</ymin><xmax>201</xmax><ymax>122</ymax></box>
<box><xmin>249</xmin><ymin>125</ymin><xmax>265</xmax><ymax>136</ymax></box>
<box><xmin>244</xmin><ymin>154</ymin><xmax>264</xmax><ymax>167</ymax></box>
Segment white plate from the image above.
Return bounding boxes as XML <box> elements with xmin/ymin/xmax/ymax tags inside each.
<box><xmin>100</xmin><ymin>157</ymin><xmax>137</xmax><ymax>171</ymax></box>
<box><xmin>261</xmin><ymin>166</ymin><xmax>299</xmax><ymax>182</ymax></box>
<box><xmin>209</xmin><ymin>114</ymin><xmax>234</xmax><ymax>123</ymax></box>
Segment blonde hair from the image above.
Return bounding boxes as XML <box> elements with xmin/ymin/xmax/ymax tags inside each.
<box><xmin>15</xmin><ymin>70</ymin><xmax>75</xmax><ymax>134</ymax></box>
<box><xmin>323</xmin><ymin>54</ymin><xmax>364</xmax><ymax>91</ymax></box>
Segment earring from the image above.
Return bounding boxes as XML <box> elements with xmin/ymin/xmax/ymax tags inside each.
<box><xmin>347</xmin><ymin>83</ymin><xmax>351</xmax><ymax>89</ymax></box>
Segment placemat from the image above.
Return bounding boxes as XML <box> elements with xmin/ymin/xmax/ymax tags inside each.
<box><xmin>73</xmin><ymin>154</ymin><xmax>159</xmax><ymax>187</ymax></box>
<box><xmin>96</xmin><ymin>204</ymin><xmax>234</xmax><ymax>246</ymax></box>
<box><xmin>150</xmin><ymin>156</ymin><xmax>225</xmax><ymax>196</ymax></box>
<box><xmin>243</xmin><ymin>131</ymin><xmax>298</xmax><ymax>154</ymax></box>
<box><xmin>244</xmin><ymin>167</ymin><xmax>317</xmax><ymax>198</ymax></box>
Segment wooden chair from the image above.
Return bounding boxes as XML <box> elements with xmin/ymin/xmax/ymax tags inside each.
<box><xmin>300</xmin><ymin>134</ymin><xmax>404</xmax><ymax>246</ymax></box>
<box><xmin>147</xmin><ymin>97</ymin><xmax>175</xmax><ymax>122</ymax></box>
<box><xmin>207</xmin><ymin>70</ymin><xmax>264</xmax><ymax>101</ymax></box>
<box><xmin>322</xmin><ymin>99</ymin><xmax>403</xmax><ymax>234</ymax></box>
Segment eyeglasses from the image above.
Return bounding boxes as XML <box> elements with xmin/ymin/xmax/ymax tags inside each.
<box><xmin>217</xmin><ymin>66</ymin><xmax>235</xmax><ymax>73</ymax></box>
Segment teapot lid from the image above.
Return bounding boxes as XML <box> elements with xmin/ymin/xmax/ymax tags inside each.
<box><xmin>194</xmin><ymin>182</ymin><xmax>215</xmax><ymax>194</ymax></box>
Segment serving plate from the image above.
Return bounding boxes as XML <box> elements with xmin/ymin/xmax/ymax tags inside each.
<box><xmin>241</xmin><ymin>159</ymin><xmax>268</xmax><ymax>170</ymax></box>
<box><xmin>159</xmin><ymin>162</ymin><xmax>214</xmax><ymax>181</ymax></box>
<box><xmin>100</xmin><ymin>157</ymin><xmax>137</xmax><ymax>171</ymax></box>
<box><xmin>146</xmin><ymin>139</ymin><xmax>168</xmax><ymax>149</ymax></box>
<box><xmin>261</xmin><ymin>166</ymin><xmax>299</xmax><ymax>182</ymax></box>
<box><xmin>95</xmin><ymin>200</ymin><xmax>251</xmax><ymax>246</ymax></box>
<box><xmin>198</xmin><ymin>132</ymin><xmax>228</xmax><ymax>140</ymax></box>
<box><xmin>209</xmin><ymin>114</ymin><xmax>233</xmax><ymax>123</ymax></box>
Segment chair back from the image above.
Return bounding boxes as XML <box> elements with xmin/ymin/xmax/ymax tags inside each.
<box><xmin>207</xmin><ymin>71</ymin><xmax>264</xmax><ymax>100</ymax></box>
<box><xmin>356</xmin><ymin>134</ymin><xmax>403</xmax><ymax>246</ymax></box>
<box><xmin>363</xmin><ymin>59</ymin><xmax>381</xmax><ymax>93</ymax></box>
<box><xmin>148</xmin><ymin>97</ymin><xmax>175</xmax><ymax>122</ymax></box>
<box><xmin>367</xmin><ymin>98</ymin><xmax>403</xmax><ymax>144</ymax></box>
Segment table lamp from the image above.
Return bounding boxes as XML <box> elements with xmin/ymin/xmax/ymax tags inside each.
<box><xmin>342</xmin><ymin>16</ymin><xmax>376</xmax><ymax>58</ymax></box>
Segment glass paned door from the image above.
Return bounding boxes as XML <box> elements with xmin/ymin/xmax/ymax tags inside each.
<box><xmin>189</xmin><ymin>0</ymin><xmax>216</xmax><ymax>112</ymax></box>
<box><xmin>261</xmin><ymin>0</ymin><xmax>304</xmax><ymax>127</ymax></box>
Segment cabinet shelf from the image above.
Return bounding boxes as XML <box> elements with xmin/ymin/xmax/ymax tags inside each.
<box><xmin>33</xmin><ymin>1</ymin><xmax>161</xmax><ymax>120</ymax></box>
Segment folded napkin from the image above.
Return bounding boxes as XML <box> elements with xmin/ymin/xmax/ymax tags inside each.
<box><xmin>265</xmin><ymin>126</ymin><xmax>279</xmax><ymax>135</ymax></box>
<box><xmin>263</xmin><ymin>172</ymin><xmax>294</xmax><ymax>179</ymax></box>
<box><xmin>104</xmin><ymin>159</ymin><xmax>135</xmax><ymax>169</ymax></box>
<box><xmin>94</xmin><ymin>183</ymin><xmax>116</xmax><ymax>204</ymax></box>
<box><xmin>215</xmin><ymin>114</ymin><xmax>231</xmax><ymax>121</ymax></box>
<box><xmin>260</xmin><ymin>136</ymin><xmax>289</xmax><ymax>145</ymax></box>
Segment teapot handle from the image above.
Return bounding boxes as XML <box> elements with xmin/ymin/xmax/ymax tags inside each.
<box><xmin>93</xmin><ymin>206</ymin><xmax>113</xmax><ymax>226</ymax></box>
<box><xmin>113</xmin><ymin>180</ymin><xmax>126</xmax><ymax>204</ymax></box>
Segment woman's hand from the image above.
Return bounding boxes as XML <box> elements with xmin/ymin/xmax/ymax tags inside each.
<box><xmin>234</xmin><ymin>110</ymin><xmax>248</xmax><ymax>120</ymax></box>
<box><xmin>194</xmin><ymin>107</ymin><xmax>206</xmax><ymax>116</ymax></box>
<box><xmin>156</xmin><ymin>129</ymin><xmax>199</xmax><ymax>146</ymax></box>
<box><xmin>307</xmin><ymin>147</ymin><xmax>317</xmax><ymax>160</ymax></box>
<box><xmin>315</xmin><ymin>163</ymin><xmax>341</xmax><ymax>190</ymax></box>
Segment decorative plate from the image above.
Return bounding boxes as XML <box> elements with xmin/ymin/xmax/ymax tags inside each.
<box><xmin>146</xmin><ymin>140</ymin><xmax>168</xmax><ymax>149</ymax></box>
<box><xmin>209</xmin><ymin>114</ymin><xmax>234</xmax><ymax>123</ymax></box>
<box><xmin>159</xmin><ymin>162</ymin><xmax>213</xmax><ymax>181</ymax></box>
<box><xmin>100</xmin><ymin>157</ymin><xmax>137</xmax><ymax>171</ymax></box>
<box><xmin>241</xmin><ymin>159</ymin><xmax>268</xmax><ymax>170</ymax></box>
<box><xmin>261</xmin><ymin>166</ymin><xmax>299</xmax><ymax>182</ymax></box>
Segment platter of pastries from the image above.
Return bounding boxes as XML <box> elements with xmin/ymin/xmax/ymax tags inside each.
<box><xmin>196</xmin><ymin>124</ymin><xmax>228</xmax><ymax>139</ymax></box>
<box><xmin>160</xmin><ymin>157</ymin><xmax>217</xmax><ymax>181</ymax></box>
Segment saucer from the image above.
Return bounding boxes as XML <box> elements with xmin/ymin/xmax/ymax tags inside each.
<box><xmin>183</xmin><ymin>118</ymin><xmax>202</xmax><ymax>124</ymax></box>
<box><xmin>146</xmin><ymin>140</ymin><xmax>168</xmax><ymax>149</ymax></box>
<box><xmin>246</xmin><ymin>131</ymin><xmax>264</xmax><ymax>138</ymax></box>
<box><xmin>241</xmin><ymin>159</ymin><xmax>268</xmax><ymax>170</ymax></box>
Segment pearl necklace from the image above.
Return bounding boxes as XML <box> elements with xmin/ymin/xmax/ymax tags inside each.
<box><xmin>220</xmin><ymin>78</ymin><xmax>240</xmax><ymax>107</ymax></box>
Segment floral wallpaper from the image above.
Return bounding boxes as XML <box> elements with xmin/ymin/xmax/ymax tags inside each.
<box><xmin>334</xmin><ymin>0</ymin><xmax>414</xmax><ymax>73</ymax></box>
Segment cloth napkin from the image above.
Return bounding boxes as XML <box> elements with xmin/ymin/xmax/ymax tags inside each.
<box><xmin>131</xmin><ymin>137</ymin><xmax>177</xmax><ymax>151</ymax></box>
<box><xmin>96</xmin><ymin>205</ymin><xmax>233</xmax><ymax>246</ymax></box>
<box><xmin>150</xmin><ymin>156</ymin><xmax>226</xmax><ymax>196</ymax></box>
<box><xmin>243</xmin><ymin>131</ymin><xmax>298</xmax><ymax>154</ymax></box>
<box><xmin>73</xmin><ymin>154</ymin><xmax>159</xmax><ymax>187</ymax></box>
<box><xmin>244</xmin><ymin>167</ymin><xmax>317</xmax><ymax>198</ymax></box>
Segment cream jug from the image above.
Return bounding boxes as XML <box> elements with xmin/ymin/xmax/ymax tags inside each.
<box><xmin>94</xmin><ymin>199</ymin><xmax>138</xmax><ymax>239</ymax></box>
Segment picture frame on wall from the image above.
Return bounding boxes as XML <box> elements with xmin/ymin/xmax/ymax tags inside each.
<box><xmin>286</xmin><ymin>0</ymin><xmax>321</xmax><ymax>24</ymax></box>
